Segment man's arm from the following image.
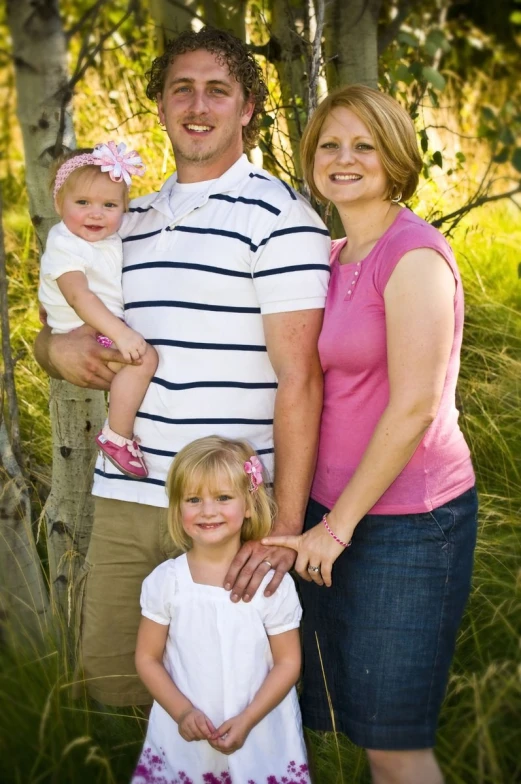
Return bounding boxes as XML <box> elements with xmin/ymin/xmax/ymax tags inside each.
<box><xmin>34</xmin><ymin>323</ymin><xmax>126</xmax><ymax>390</ymax></box>
<box><xmin>224</xmin><ymin>307</ymin><xmax>324</xmax><ymax>601</ymax></box>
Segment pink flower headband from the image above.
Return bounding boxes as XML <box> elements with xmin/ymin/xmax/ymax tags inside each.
<box><xmin>53</xmin><ymin>141</ymin><xmax>146</xmax><ymax>200</ymax></box>
<box><xmin>244</xmin><ymin>456</ymin><xmax>263</xmax><ymax>492</ymax></box>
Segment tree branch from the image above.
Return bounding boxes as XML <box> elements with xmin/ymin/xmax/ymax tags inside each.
<box><xmin>53</xmin><ymin>0</ymin><xmax>138</xmax><ymax>156</ymax></box>
<box><xmin>65</xmin><ymin>0</ymin><xmax>107</xmax><ymax>41</ymax></box>
<box><xmin>378</xmin><ymin>0</ymin><xmax>413</xmax><ymax>55</ymax></box>
<box><xmin>431</xmin><ymin>184</ymin><xmax>521</xmax><ymax>231</ymax></box>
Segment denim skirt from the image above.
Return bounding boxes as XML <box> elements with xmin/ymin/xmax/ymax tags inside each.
<box><xmin>298</xmin><ymin>486</ymin><xmax>478</xmax><ymax>750</ymax></box>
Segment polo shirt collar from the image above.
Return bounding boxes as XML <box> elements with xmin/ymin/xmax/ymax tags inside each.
<box><xmin>147</xmin><ymin>154</ymin><xmax>253</xmax><ymax>221</ymax></box>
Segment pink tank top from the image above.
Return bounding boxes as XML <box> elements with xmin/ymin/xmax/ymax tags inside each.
<box><xmin>311</xmin><ymin>208</ymin><xmax>475</xmax><ymax>514</ymax></box>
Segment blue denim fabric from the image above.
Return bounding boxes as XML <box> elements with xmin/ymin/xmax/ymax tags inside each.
<box><xmin>298</xmin><ymin>486</ymin><xmax>478</xmax><ymax>750</ymax></box>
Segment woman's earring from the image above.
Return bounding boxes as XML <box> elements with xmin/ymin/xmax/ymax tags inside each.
<box><xmin>391</xmin><ymin>191</ymin><xmax>403</xmax><ymax>204</ymax></box>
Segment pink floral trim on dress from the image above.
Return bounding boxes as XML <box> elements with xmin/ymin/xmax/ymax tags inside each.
<box><xmin>132</xmin><ymin>747</ymin><xmax>310</xmax><ymax>784</ymax></box>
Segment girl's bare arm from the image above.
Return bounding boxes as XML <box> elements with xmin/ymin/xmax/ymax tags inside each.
<box><xmin>135</xmin><ymin>617</ymin><xmax>215</xmax><ymax>740</ymax></box>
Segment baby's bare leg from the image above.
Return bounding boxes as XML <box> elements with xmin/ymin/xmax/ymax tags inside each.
<box><xmin>107</xmin><ymin>345</ymin><xmax>158</xmax><ymax>439</ymax></box>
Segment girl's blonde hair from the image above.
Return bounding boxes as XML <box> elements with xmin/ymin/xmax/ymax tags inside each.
<box><xmin>50</xmin><ymin>148</ymin><xmax>129</xmax><ymax>212</ymax></box>
<box><xmin>301</xmin><ymin>84</ymin><xmax>422</xmax><ymax>203</ymax></box>
<box><xmin>166</xmin><ymin>436</ymin><xmax>275</xmax><ymax>552</ymax></box>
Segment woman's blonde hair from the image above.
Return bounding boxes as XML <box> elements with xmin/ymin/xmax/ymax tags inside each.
<box><xmin>166</xmin><ymin>436</ymin><xmax>275</xmax><ymax>552</ymax></box>
<box><xmin>50</xmin><ymin>148</ymin><xmax>129</xmax><ymax>212</ymax></box>
<box><xmin>301</xmin><ymin>84</ymin><xmax>422</xmax><ymax>203</ymax></box>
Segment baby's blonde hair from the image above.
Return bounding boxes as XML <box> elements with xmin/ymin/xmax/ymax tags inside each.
<box><xmin>166</xmin><ymin>436</ymin><xmax>275</xmax><ymax>552</ymax></box>
<box><xmin>50</xmin><ymin>148</ymin><xmax>129</xmax><ymax>212</ymax></box>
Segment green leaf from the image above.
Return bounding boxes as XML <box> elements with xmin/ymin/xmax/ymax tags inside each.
<box><xmin>481</xmin><ymin>106</ymin><xmax>496</xmax><ymax>123</ymax></box>
<box><xmin>456</xmin><ymin>152</ymin><xmax>466</xmax><ymax>162</ymax></box>
<box><xmin>493</xmin><ymin>147</ymin><xmax>509</xmax><ymax>163</ymax></box>
<box><xmin>510</xmin><ymin>10</ymin><xmax>521</xmax><ymax>23</ymax></box>
<box><xmin>397</xmin><ymin>31</ymin><xmax>419</xmax><ymax>48</ymax></box>
<box><xmin>432</xmin><ymin>151</ymin><xmax>443</xmax><ymax>168</ymax></box>
<box><xmin>409</xmin><ymin>62</ymin><xmax>423</xmax><ymax>80</ymax></box>
<box><xmin>422</xmin><ymin>66</ymin><xmax>446</xmax><ymax>91</ymax></box>
<box><xmin>512</xmin><ymin>148</ymin><xmax>521</xmax><ymax>172</ymax></box>
<box><xmin>428</xmin><ymin>88</ymin><xmax>439</xmax><ymax>108</ymax></box>
<box><xmin>499</xmin><ymin>127</ymin><xmax>515</xmax><ymax>146</ymax></box>
<box><xmin>395</xmin><ymin>64</ymin><xmax>412</xmax><ymax>84</ymax></box>
<box><xmin>420</xmin><ymin>129</ymin><xmax>429</xmax><ymax>153</ymax></box>
<box><xmin>426</xmin><ymin>29</ymin><xmax>451</xmax><ymax>53</ymax></box>
<box><xmin>260</xmin><ymin>115</ymin><xmax>274</xmax><ymax>128</ymax></box>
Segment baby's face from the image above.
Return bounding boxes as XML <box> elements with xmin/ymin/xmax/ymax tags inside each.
<box><xmin>57</xmin><ymin>172</ymin><xmax>126</xmax><ymax>242</ymax></box>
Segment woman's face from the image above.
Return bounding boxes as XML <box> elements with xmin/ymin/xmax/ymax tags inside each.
<box><xmin>313</xmin><ymin>107</ymin><xmax>389</xmax><ymax>208</ymax></box>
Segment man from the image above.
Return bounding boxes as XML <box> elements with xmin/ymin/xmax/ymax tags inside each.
<box><xmin>35</xmin><ymin>27</ymin><xmax>330</xmax><ymax>707</ymax></box>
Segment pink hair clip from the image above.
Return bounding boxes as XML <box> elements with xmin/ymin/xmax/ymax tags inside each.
<box><xmin>244</xmin><ymin>456</ymin><xmax>263</xmax><ymax>492</ymax></box>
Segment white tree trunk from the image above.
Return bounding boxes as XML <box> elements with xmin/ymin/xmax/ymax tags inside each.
<box><xmin>325</xmin><ymin>0</ymin><xmax>383</xmax><ymax>88</ymax></box>
<box><xmin>6</xmin><ymin>0</ymin><xmax>105</xmax><ymax>621</ymax></box>
<box><xmin>0</xmin><ymin>191</ymin><xmax>49</xmax><ymax>646</ymax></box>
<box><xmin>149</xmin><ymin>0</ymin><xmax>200</xmax><ymax>40</ymax></box>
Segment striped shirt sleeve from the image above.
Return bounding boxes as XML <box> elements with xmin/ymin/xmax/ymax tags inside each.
<box><xmin>250</xmin><ymin>199</ymin><xmax>331</xmax><ymax>315</ymax></box>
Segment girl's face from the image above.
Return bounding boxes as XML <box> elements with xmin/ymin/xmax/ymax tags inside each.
<box><xmin>313</xmin><ymin>107</ymin><xmax>389</xmax><ymax>208</ymax></box>
<box><xmin>180</xmin><ymin>473</ymin><xmax>250</xmax><ymax>549</ymax></box>
<box><xmin>56</xmin><ymin>171</ymin><xmax>126</xmax><ymax>242</ymax></box>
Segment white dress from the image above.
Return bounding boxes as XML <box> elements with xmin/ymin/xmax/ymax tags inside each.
<box><xmin>132</xmin><ymin>554</ymin><xmax>310</xmax><ymax>784</ymax></box>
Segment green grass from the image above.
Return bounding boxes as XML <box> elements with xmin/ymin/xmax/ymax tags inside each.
<box><xmin>0</xmin><ymin>202</ymin><xmax>520</xmax><ymax>782</ymax></box>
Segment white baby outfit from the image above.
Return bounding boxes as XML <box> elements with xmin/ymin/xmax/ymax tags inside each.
<box><xmin>132</xmin><ymin>554</ymin><xmax>310</xmax><ymax>784</ymax></box>
<box><xmin>38</xmin><ymin>220</ymin><xmax>125</xmax><ymax>333</ymax></box>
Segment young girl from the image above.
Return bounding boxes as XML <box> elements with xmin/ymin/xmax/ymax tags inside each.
<box><xmin>132</xmin><ymin>436</ymin><xmax>310</xmax><ymax>784</ymax></box>
<box><xmin>38</xmin><ymin>141</ymin><xmax>158</xmax><ymax>479</ymax></box>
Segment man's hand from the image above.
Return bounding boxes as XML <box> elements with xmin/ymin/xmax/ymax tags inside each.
<box><xmin>177</xmin><ymin>707</ymin><xmax>216</xmax><ymax>742</ymax></box>
<box><xmin>36</xmin><ymin>324</ymin><xmax>132</xmax><ymax>390</ymax></box>
<box><xmin>224</xmin><ymin>539</ymin><xmax>296</xmax><ymax>603</ymax></box>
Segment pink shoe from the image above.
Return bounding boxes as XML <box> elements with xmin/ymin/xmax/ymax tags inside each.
<box><xmin>95</xmin><ymin>425</ymin><xmax>148</xmax><ymax>479</ymax></box>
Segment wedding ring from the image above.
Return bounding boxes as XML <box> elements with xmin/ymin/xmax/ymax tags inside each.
<box><xmin>307</xmin><ymin>565</ymin><xmax>321</xmax><ymax>573</ymax></box>
<box><xmin>262</xmin><ymin>560</ymin><xmax>272</xmax><ymax>569</ymax></box>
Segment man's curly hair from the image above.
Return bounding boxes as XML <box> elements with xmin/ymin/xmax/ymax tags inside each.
<box><xmin>145</xmin><ymin>27</ymin><xmax>268</xmax><ymax>151</ymax></box>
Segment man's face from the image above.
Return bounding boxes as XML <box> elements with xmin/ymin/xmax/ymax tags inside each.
<box><xmin>157</xmin><ymin>49</ymin><xmax>255</xmax><ymax>182</ymax></box>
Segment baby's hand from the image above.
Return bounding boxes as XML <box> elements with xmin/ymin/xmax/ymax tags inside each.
<box><xmin>115</xmin><ymin>327</ymin><xmax>147</xmax><ymax>362</ymax></box>
<box><xmin>177</xmin><ymin>708</ymin><xmax>216</xmax><ymax>742</ymax></box>
<box><xmin>208</xmin><ymin>713</ymin><xmax>252</xmax><ymax>755</ymax></box>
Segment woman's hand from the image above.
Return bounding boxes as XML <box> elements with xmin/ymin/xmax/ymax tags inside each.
<box><xmin>262</xmin><ymin>519</ymin><xmax>347</xmax><ymax>587</ymax></box>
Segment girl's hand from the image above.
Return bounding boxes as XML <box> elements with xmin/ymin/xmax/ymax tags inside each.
<box><xmin>262</xmin><ymin>519</ymin><xmax>348</xmax><ymax>587</ymax></box>
<box><xmin>177</xmin><ymin>707</ymin><xmax>216</xmax><ymax>741</ymax></box>
<box><xmin>209</xmin><ymin>713</ymin><xmax>252</xmax><ymax>755</ymax></box>
<box><xmin>115</xmin><ymin>327</ymin><xmax>148</xmax><ymax>362</ymax></box>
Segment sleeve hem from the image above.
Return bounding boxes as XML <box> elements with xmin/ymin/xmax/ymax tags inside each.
<box><xmin>43</xmin><ymin>267</ymin><xmax>87</xmax><ymax>282</ymax></box>
<box><xmin>141</xmin><ymin>609</ymin><xmax>170</xmax><ymax>625</ymax></box>
<box><xmin>266</xmin><ymin>620</ymin><xmax>301</xmax><ymax>636</ymax></box>
<box><xmin>260</xmin><ymin>296</ymin><xmax>326</xmax><ymax>315</ymax></box>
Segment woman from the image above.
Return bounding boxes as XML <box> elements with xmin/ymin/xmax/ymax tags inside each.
<box><xmin>264</xmin><ymin>86</ymin><xmax>477</xmax><ymax>784</ymax></box>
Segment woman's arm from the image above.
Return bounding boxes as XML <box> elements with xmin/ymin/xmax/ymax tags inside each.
<box><xmin>135</xmin><ymin>617</ymin><xmax>216</xmax><ymax>741</ymax></box>
<box><xmin>263</xmin><ymin>248</ymin><xmax>456</xmax><ymax>585</ymax></box>
<box><xmin>57</xmin><ymin>271</ymin><xmax>147</xmax><ymax>361</ymax></box>
<box><xmin>209</xmin><ymin>628</ymin><xmax>301</xmax><ymax>754</ymax></box>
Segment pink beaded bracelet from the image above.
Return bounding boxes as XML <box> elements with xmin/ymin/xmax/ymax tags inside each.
<box><xmin>322</xmin><ymin>514</ymin><xmax>352</xmax><ymax>548</ymax></box>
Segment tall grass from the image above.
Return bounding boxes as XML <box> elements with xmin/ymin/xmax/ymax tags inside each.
<box><xmin>0</xmin><ymin>202</ymin><xmax>519</xmax><ymax>782</ymax></box>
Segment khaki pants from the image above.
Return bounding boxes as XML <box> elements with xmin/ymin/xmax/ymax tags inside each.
<box><xmin>76</xmin><ymin>497</ymin><xmax>178</xmax><ymax>706</ymax></box>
